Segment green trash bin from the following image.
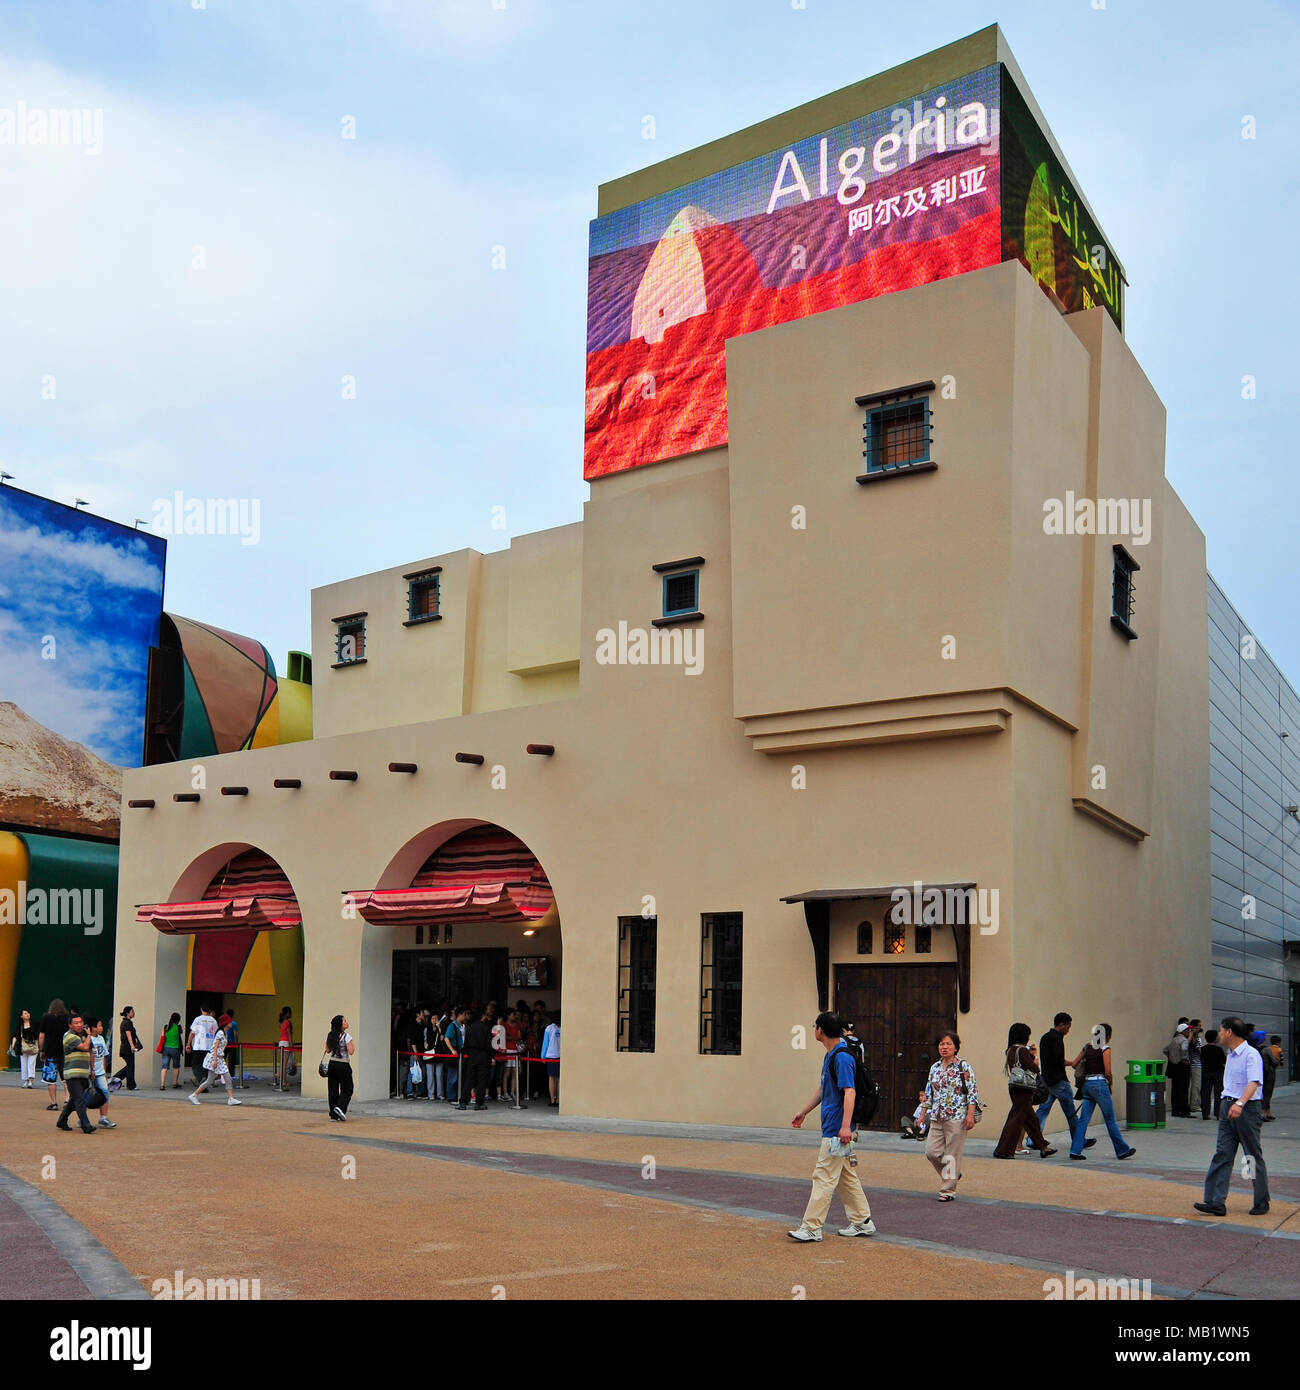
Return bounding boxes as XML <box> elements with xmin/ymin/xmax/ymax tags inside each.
<box><xmin>1125</xmin><ymin>1059</ymin><xmax>1166</xmax><ymax>1129</ymax></box>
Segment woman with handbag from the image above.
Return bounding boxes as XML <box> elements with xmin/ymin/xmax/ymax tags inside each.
<box><xmin>324</xmin><ymin>1014</ymin><xmax>355</xmax><ymax>1121</ymax></box>
<box><xmin>11</xmin><ymin>1009</ymin><xmax>40</xmax><ymax>1087</ymax></box>
<box><xmin>918</xmin><ymin>1029</ymin><xmax>981</xmax><ymax>1199</ymax></box>
<box><xmin>111</xmin><ymin>1005</ymin><xmax>142</xmax><ymax>1091</ymax></box>
<box><xmin>1067</xmin><ymin>1023</ymin><xmax>1137</xmax><ymax>1160</ymax></box>
<box><xmin>993</xmin><ymin>1022</ymin><xmax>1057</xmax><ymax>1158</ymax></box>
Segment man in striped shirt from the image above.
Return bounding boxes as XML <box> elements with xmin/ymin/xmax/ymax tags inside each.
<box><xmin>55</xmin><ymin>1015</ymin><xmax>97</xmax><ymax>1135</ymax></box>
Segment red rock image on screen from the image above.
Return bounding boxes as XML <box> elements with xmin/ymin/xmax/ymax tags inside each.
<box><xmin>585</xmin><ymin>148</ymin><xmax>1001</xmax><ymax>480</ymax></box>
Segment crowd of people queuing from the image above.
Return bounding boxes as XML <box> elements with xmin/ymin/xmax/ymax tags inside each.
<box><xmin>390</xmin><ymin>999</ymin><xmax>561</xmax><ymax>1108</ymax></box>
<box><xmin>9</xmin><ymin>992</ymin><xmax>564</xmax><ymax>1126</ymax></box>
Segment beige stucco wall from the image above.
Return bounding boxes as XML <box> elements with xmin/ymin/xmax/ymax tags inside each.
<box><xmin>311</xmin><ymin>526</ymin><xmax>581</xmax><ymax>741</ymax></box>
<box><xmin>115</xmin><ymin>260</ymin><xmax>1208</xmax><ymax>1128</ymax></box>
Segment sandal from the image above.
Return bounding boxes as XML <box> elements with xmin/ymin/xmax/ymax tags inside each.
<box><xmin>938</xmin><ymin>1193</ymin><xmax>955</xmax><ymax>1201</ymax></box>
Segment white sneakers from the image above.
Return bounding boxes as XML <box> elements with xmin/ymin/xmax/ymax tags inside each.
<box><xmin>188</xmin><ymin>1093</ymin><xmax>201</xmax><ymax>1105</ymax></box>
<box><xmin>332</xmin><ymin>1106</ymin><xmax>347</xmax><ymax>1121</ymax></box>
<box><xmin>788</xmin><ymin>1218</ymin><xmax>877</xmax><ymax>1241</ymax></box>
<box><xmin>227</xmin><ymin>1096</ymin><xmax>241</xmax><ymax>1106</ymax></box>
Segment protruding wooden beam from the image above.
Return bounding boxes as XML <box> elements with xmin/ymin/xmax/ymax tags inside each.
<box><xmin>388</xmin><ymin>762</ymin><xmax>418</xmax><ymax>774</ymax></box>
<box><xmin>273</xmin><ymin>778</ymin><xmax>301</xmax><ymax>789</ymax></box>
<box><xmin>127</xmin><ymin>799</ymin><xmax>155</xmax><ymax>809</ymax></box>
<box><xmin>173</xmin><ymin>793</ymin><xmax>200</xmax><ymax>803</ymax></box>
<box><xmin>220</xmin><ymin>786</ymin><xmax>249</xmax><ymax>796</ymax></box>
<box><xmin>525</xmin><ymin>744</ymin><xmax>555</xmax><ymax>757</ymax></box>
<box><xmin>454</xmin><ymin>752</ymin><xmax>484</xmax><ymax>765</ymax></box>
<box><xmin>329</xmin><ymin>770</ymin><xmax>358</xmax><ymax>781</ymax></box>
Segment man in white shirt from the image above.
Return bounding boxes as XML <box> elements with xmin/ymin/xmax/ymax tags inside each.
<box><xmin>187</xmin><ymin>1005</ymin><xmax>217</xmax><ymax>1086</ymax></box>
<box><xmin>1194</xmin><ymin>1016</ymin><xmax>1269</xmax><ymax>1217</ymax></box>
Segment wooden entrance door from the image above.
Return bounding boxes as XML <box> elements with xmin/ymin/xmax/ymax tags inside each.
<box><xmin>834</xmin><ymin>964</ymin><xmax>959</xmax><ymax>1131</ymax></box>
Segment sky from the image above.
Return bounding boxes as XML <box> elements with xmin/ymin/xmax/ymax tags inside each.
<box><xmin>0</xmin><ymin>0</ymin><xmax>1296</xmax><ymax>678</ymax></box>
<box><xmin>0</xmin><ymin>488</ymin><xmax>165</xmax><ymax>765</ymax></box>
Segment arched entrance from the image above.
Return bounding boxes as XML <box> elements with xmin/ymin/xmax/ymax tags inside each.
<box><xmin>138</xmin><ymin>844</ymin><xmax>304</xmax><ymax>1087</ymax></box>
<box><xmin>345</xmin><ymin>820</ymin><xmax>561</xmax><ymax>1102</ymax></box>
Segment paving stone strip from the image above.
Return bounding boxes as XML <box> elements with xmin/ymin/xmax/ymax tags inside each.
<box><xmin>0</xmin><ymin>1163</ymin><xmax>150</xmax><ymax>1301</ymax></box>
<box><xmin>305</xmin><ymin>1132</ymin><xmax>1298</xmax><ymax>1301</ymax></box>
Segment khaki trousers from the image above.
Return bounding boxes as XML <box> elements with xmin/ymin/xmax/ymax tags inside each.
<box><xmin>801</xmin><ymin>1138</ymin><xmax>871</xmax><ymax>1232</ymax></box>
<box><xmin>925</xmin><ymin>1116</ymin><xmax>968</xmax><ymax>1194</ymax></box>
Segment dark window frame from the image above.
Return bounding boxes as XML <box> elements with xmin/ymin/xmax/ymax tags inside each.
<box><xmin>333</xmin><ymin>615</ymin><xmax>367</xmax><ymax>667</ymax></box>
<box><xmin>857</xmin><ymin>921</ymin><xmax>873</xmax><ymax>955</ymax></box>
<box><xmin>617</xmin><ymin>916</ymin><xmax>657</xmax><ymax>1053</ymax></box>
<box><xmin>661</xmin><ymin>568</ymin><xmax>700</xmax><ymax>619</ymax></box>
<box><xmin>403</xmin><ymin>567</ymin><xmax>443</xmax><ymax>627</ymax></box>
<box><xmin>1111</xmin><ymin>545</ymin><xmax>1139</xmax><ymax>641</ymax></box>
<box><xmin>700</xmin><ymin>912</ymin><xmax>743</xmax><ymax>1055</ymax></box>
<box><xmin>857</xmin><ymin>383</ymin><xmax>936</xmax><ymax>482</ymax></box>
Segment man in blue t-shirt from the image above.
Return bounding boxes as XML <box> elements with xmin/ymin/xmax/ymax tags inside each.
<box><xmin>788</xmin><ymin>1011</ymin><xmax>876</xmax><ymax>1242</ymax></box>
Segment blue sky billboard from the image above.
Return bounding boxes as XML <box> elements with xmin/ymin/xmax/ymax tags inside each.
<box><xmin>0</xmin><ymin>487</ymin><xmax>166</xmax><ymax>835</ymax></box>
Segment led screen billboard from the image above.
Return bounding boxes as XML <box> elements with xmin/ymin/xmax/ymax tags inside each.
<box><xmin>0</xmin><ymin>488</ymin><xmax>166</xmax><ymax>837</ymax></box>
<box><xmin>585</xmin><ymin>65</ymin><xmax>1002</xmax><ymax>478</ymax></box>
<box><xmin>585</xmin><ymin>64</ymin><xmax>1124</xmax><ymax>479</ymax></box>
<box><xmin>1000</xmin><ymin>71</ymin><xmax>1123</xmax><ymax>330</ymax></box>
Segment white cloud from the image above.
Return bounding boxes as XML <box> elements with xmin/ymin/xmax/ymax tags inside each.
<box><xmin>0</xmin><ymin>510</ymin><xmax>162</xmax><ymax>592</ymax></box>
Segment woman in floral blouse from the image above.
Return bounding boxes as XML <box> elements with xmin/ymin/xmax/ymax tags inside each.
<box><xmin>918</xmin><ymin>1030</ymin><xmax>981</xmax><ymax>1201</ymax></box>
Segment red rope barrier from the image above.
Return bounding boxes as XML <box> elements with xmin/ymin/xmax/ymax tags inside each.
<box><xmin>393</xmin><ymin>1049</ymin><xmax>559</xmax><ymax>1061</ymax></box>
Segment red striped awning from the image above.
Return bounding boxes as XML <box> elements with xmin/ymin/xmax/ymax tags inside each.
<box><xmin>346</xmin><ymin>825</ymin><xmax>553</xmax><ymax>926</ymax></box>
<box><xmin>137</xmin><ymin>895</ymin><xmax>302</xmax><ymax>934</ymax></box>
<box><xmin>138</xmin><ymin>850</ymin><xmax>302</xmax><ymax>934</ymax></box>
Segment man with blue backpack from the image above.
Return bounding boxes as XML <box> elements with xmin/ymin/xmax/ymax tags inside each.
<box><xmin>788</xmin><ymin>1011</ymin><xmax>877</xmax><ymax>1242</ymax></box>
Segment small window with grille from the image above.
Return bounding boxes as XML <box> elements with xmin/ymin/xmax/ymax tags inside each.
<box><xmin>404</xmin><ymin>568</ymin><xmax>442</xmax><ymax>626</ymax></box>
<box><xmin>915</xmin><ymin>924</ymin><xmax>932</xmax><ymax>954</ymax></box>
<box><xmin>863</xmin><ymin>396</ymin><xmax>931</xmax><ymax>474</ymax></box>
<box><xmin>885</xmin><ymin>922</ymin><xmax>906</xmax><ymax>955</ymax></box>
<box><xmin>1111</xmin><ymin>546</ymin><xmax>1139</xmax><ymax>640</ymax></box>
<box><xmin>857</xmin><ymin>921</ymin><xmax>873</xmax><ymax>955</ymax></box>
<box><xmin>334</xmin><ymin>616</ymin><xmax>366</xmax><ymax>665</ymax></box>
<box><xmin>662</xmin><ymin>569</ymin><xmax>700</xmax><ymax>619</ymax></box>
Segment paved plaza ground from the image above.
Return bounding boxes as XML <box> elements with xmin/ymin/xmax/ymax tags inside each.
<box><xmin>1</xmin><ymin>1073</ymin><xmax>1296</xmax><ymax>1301</ymax></box>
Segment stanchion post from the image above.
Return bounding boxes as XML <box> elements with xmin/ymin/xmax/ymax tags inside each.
<box><xmin>457</xmin><ymin>1049</ymin><xmax>464</xmax><ymax>1109</ymax></box>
